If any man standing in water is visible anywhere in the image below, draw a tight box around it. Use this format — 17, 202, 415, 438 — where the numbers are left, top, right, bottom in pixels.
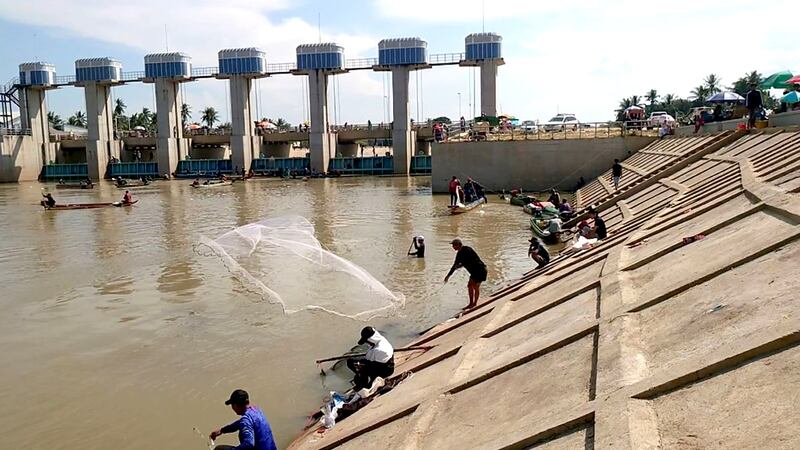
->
444, 239, 488, 311
209, 389, 277, 450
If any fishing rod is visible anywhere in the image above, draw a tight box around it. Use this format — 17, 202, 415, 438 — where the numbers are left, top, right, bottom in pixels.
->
316, 345, 434, 365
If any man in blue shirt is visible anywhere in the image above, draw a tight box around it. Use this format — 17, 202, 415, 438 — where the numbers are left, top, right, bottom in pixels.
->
210, 389, 277, 450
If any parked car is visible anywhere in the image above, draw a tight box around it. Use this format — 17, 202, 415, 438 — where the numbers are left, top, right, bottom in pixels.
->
520, 120, 538, 132
647, 111, 676, 128
542, 114, 580, 132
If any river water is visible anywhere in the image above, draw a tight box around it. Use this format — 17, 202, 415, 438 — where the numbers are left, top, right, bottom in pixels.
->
0, 176, 538, 449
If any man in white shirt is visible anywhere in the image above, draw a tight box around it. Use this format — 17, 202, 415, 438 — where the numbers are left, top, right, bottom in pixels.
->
346, 327, 395, 391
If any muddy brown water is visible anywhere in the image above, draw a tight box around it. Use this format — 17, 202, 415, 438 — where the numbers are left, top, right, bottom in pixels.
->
0, 177, 548, 449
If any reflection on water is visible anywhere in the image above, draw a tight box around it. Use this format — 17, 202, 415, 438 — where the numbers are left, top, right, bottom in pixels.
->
0, 177, 538, 449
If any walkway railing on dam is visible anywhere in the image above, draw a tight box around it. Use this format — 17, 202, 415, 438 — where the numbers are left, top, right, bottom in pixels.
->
175, 159, 233, 178
442, 120, 660, 143
41, 163, 88, 180
109, 162, 159, 178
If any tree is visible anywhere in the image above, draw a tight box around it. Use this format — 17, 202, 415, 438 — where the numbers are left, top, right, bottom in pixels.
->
274, 117, 291, 130
704, 74, 722, 94
630, 95, 641, 107
731, 71, 763, 95
201, 107, 219, 128
645, 89, 659, 106
662, 94, 676, 106
181, 103, 191, 127
114, 98, 126, 118
47, 111, 63, 128
690, 85, 710, 104
68, 110, 86, 127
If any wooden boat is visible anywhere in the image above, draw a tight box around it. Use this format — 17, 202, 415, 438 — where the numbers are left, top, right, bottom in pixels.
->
522, 201, 558, 217
191, 180, 234, 188
509, 194, 535, 207
531, 217, 565, 245
42, 200, 138, 210
449, 197, 486, 215
55, 183, 94, 190
115, 180, 151, 188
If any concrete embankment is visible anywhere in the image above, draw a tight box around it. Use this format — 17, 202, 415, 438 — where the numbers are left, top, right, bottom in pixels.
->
289, 128, 800, 449
431, 136, 655, 193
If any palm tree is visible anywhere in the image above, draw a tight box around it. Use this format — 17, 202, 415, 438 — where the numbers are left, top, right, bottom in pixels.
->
275, 117, 291, 130
181, 103, 191, 127
47, 111, 63, 128
662, 94, 676, 106
690, 85, 710, 103
704, 74, 722, 94
114, 98, 126, 118
630, 95, 641, 107
618, 97, 633, 110
645, 89, 659, 106
201, 107, 219, 128
68, 110, 86, 127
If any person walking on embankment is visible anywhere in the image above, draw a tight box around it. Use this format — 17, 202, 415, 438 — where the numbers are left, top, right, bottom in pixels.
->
746, 83, 763, 130
444, 239, 488, 311
612, 159, 623, 190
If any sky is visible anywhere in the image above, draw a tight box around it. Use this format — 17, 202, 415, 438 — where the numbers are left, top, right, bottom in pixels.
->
0, 0, 796, 125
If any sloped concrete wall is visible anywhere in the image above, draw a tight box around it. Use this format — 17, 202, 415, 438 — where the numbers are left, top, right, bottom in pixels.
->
431, 137, 655, 193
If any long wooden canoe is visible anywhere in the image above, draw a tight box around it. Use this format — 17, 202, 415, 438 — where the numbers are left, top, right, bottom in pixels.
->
191, 181, 233, 188
55, 183, 94, 190
449, 197, 486, 215
42, 200, 138, 210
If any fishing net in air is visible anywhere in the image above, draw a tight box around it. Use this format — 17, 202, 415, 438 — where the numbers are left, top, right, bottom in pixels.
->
200, 216, 402, 319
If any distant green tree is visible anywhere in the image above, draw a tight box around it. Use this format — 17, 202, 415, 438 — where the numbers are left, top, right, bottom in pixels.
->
704, 74, 722, 94
114, 98, 126, 117
67, 110, 86, 127
181, 103, 191, 127
201, 107, 219, 128
690, 85, 710, 104
47, 111, 63, 128
274, 117, 291, 130
646, 89, 659, 106
730, 71, 763, 95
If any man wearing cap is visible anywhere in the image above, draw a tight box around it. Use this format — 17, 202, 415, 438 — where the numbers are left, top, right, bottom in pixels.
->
444, 239, 488, 310
209, 389, 277, 450
347, 326, 395, 392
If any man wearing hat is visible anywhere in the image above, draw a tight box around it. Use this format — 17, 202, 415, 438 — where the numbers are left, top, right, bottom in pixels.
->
347, 326, 395, 392
444, 239, 488, 310
209, 389, 277, 450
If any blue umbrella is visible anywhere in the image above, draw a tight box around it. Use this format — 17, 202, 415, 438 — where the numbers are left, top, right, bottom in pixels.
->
707, 91, 745, 103
781, 91, 800, 104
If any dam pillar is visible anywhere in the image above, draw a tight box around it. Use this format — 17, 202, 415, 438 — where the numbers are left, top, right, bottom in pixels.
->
218, 48, 267, 173
18, 62, 56, 166
76, 58, 123, 179
461, 32, 504, 117
294, 43, 345, 174
376, 37, 429, 175
144, 52, 192, 177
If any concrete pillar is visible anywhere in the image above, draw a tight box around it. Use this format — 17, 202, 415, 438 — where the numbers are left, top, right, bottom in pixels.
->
19, 88, 51, 164
391, 67, 415, 174
480, 61, 498, 117
308, 70, 332, 173
229, 75, 256, 171
154, 78, 187, 177
83, 82, 115, 179
337, 142, 358, 157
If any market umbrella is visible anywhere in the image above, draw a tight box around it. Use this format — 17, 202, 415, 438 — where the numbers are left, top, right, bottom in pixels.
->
784, 75, 800, 85
760, 71, 794, 89
707, 91, 745, 103
781, 91, 800, 104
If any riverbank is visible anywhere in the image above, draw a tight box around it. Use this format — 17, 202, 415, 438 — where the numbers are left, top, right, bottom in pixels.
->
289, 128, 800, 449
